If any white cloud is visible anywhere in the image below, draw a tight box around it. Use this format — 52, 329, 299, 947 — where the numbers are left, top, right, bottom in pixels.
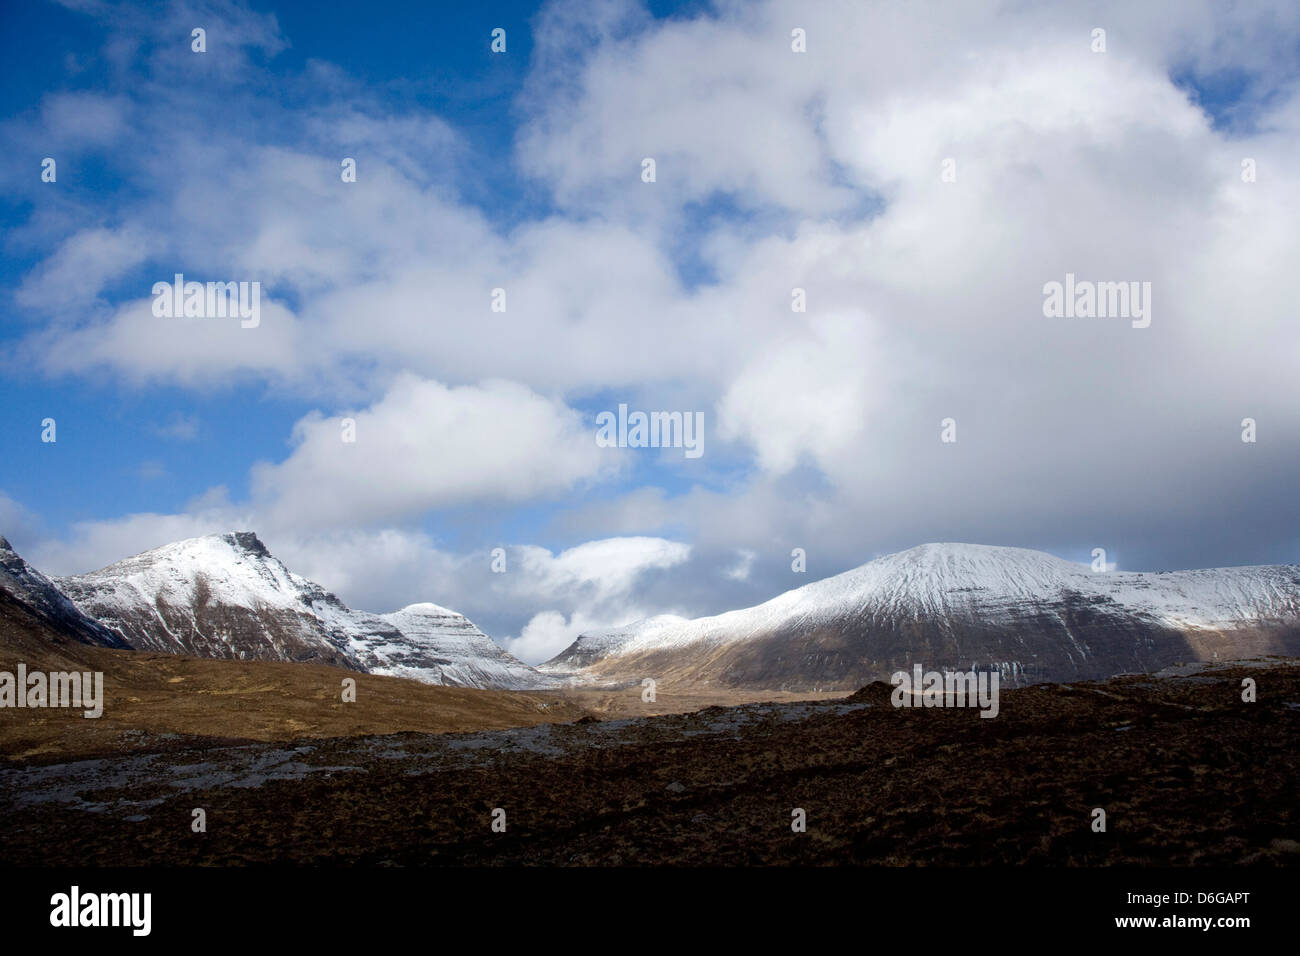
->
0, 493, 41, 548
248, 374, 619, 525
24, 492, 252, 576
724, 548, 756, 582
38, 92, 131, 146
32, 295, 307, 387
504, 610, 574, 664
15, 226, 153, 315
500, 536, 692, 661
717, 310, 885, 473
152, 413, 200, 442
510, 535, 690, 602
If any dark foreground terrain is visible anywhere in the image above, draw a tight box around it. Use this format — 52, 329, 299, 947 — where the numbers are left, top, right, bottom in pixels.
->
2, 660, 1297, 866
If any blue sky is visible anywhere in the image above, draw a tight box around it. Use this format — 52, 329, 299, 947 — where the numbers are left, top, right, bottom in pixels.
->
3, 0, 1300, 661
0, 0, 713, 544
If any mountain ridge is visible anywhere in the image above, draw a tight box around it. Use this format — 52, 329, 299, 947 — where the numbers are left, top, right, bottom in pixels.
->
542, 542, 1300, 689
34, 531, 554, 691
11, 533, 1299, 694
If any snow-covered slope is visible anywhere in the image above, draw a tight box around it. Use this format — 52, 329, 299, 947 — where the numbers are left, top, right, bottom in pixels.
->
54, 532, 552, 690
0, 535, 128, 649
542, 543, 1300, 690
380, 604, 558, 689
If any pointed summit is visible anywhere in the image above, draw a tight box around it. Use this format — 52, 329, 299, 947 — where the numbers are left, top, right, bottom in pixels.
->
224, 531, 270, 558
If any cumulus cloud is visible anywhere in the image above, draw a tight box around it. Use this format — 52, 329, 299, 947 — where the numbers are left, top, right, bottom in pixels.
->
717, 309, 886, 473
248, 374, 619, 526
31, 294, 307, 386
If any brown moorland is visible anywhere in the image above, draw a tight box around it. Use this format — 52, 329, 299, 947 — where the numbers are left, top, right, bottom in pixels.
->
2, 656, 1296, 866
0, 589, 586, 763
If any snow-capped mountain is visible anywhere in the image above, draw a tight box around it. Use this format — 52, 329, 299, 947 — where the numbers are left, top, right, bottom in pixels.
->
52, 531, 551, 690
54, 532, 366, 669
0, 535, 128, 649
542, 543, 1300, 690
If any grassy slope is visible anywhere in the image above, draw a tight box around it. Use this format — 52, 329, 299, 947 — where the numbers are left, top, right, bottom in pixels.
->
0, 590, 586, 763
